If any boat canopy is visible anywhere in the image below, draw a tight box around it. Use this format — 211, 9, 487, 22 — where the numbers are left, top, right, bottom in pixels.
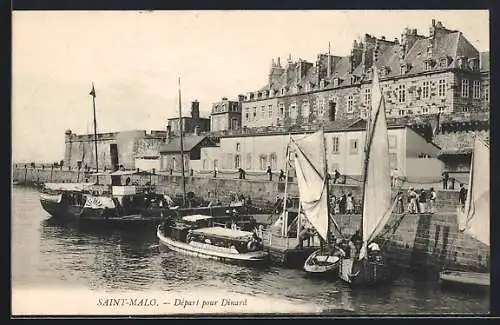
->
110, 170, 156, 176
182, 214, 213, 223
43, 182, 96, 192
191, 227, 254, 241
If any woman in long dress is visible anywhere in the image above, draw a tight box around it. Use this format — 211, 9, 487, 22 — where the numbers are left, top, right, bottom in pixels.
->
346, 192, 354, 214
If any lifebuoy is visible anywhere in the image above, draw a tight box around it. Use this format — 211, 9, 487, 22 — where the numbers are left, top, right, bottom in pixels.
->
247, 240, 257, 251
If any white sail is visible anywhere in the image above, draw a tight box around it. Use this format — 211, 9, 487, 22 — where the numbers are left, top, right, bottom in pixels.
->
458, 137, 489, 246
358, 67, 393, 260
289, 130, 332, 242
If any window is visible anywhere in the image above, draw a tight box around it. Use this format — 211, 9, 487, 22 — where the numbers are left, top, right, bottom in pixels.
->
259, 155, 267, 170
234, 155, 240, 169
172, 157, 177, 170
318, 98, 325, 116
461, 79, 469, 98
269, 153, 277, 169
297, 103, 302, 117
236, 143, 240, 152
485, 86, 489, 102
290, 102, 297, 118
302, 100, 310, 118
440, 58, 448, 68
332, 136, 339, 154
462, 107, 469, 113
347, 95, 354, 113
279, 103, 285, 116
389, 153, 398, 169
202, 159, 207, 170
438, 106, 445, 113
398, 85, 406, 103
424, 61, 431, 71
398, 110, 405, 116
422, 81, 430, 99
388, 135, 397, 149
473, 80, 481, 99
268, 105, 273, 118
364, 88, 371, 106
261, 106, 265, 118
422, 107, 429, 114
246, 153, 252, 169
231, 118, 238, 130
305, 83, 311, 92
349, 139, 358, 155
438, 79, 446, 97
213, 159, 219, 169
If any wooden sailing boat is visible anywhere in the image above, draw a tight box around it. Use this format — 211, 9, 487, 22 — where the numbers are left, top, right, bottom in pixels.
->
288, 129, 343, 275
338, 67, 397, 285
439, 136, 490, 289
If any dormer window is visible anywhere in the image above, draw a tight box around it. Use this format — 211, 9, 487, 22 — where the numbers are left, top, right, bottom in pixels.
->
400, 63, 410, 75
320, 80, 325, 89
468, 58, 478, 71
305, 83, 311, 92
281, 88, 285, 95
249, 93, 255, 100
257, 92, 262, 99
426, 45, 433, 58
440, 56, 451, 68
333, 78, 341, 88
381, 66, 391, 77
423, 60, 431, 71
265, 90, 270, 97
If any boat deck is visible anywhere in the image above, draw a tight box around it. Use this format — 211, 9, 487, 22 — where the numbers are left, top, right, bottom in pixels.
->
262, 231, 320, 269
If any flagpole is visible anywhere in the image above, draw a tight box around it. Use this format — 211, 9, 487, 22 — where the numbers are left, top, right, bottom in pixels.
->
90, 82, 99, 185
178, 77, 187, 207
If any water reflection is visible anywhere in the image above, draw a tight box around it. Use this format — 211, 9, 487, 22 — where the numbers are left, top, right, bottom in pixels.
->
12, 186, 490, 314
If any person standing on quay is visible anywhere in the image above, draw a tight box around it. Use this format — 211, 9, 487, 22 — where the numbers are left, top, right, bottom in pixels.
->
418, 189, 427, 213
459, 183, 468, 210
346, 192, 354, 214
429, 187, 437, 213
333, 169, 341, 184
278, 169, 285, 181
441, 171, 449, 190
266, 166, 273, 181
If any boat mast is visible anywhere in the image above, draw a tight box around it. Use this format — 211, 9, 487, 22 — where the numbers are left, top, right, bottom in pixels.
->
359, 68, 376, 248
322, 126, 330, 245
282, 134, 291, 237
178, 77, 187, 207
90, 82, 99, 185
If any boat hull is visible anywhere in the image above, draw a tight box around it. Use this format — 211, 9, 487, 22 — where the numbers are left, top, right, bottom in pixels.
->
439, 270, 490, 290
40, 197, 81, 220
338, 257, 391, 286
157, 226, 269, 266
304, 249, 341, 277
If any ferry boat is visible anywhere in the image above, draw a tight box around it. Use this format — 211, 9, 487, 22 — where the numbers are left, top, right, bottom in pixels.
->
157, 214, 269, 265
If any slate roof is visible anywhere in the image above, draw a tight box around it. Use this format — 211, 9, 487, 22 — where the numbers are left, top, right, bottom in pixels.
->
247, 22, 480, 97
159, 135, 215, 153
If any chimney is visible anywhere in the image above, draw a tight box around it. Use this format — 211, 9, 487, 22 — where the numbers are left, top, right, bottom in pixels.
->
277, 57, 281, 67
191, 100, 200, 120
166, 125, 172, 143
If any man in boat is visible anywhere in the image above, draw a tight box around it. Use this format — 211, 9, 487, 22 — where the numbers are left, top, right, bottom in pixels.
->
367, 242, 384, 263
296, 226, 314, 249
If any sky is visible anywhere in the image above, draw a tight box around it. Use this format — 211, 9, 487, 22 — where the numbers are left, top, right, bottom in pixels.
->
12, 10, 489, 163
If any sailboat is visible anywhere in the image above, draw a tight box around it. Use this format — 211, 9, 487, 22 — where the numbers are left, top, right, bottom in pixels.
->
439, 136, 490, 289
337, 67, 397, 285
288, 130, 344, 276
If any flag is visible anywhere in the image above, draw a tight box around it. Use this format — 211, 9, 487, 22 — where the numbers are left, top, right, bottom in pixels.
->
89, 83, 96, 98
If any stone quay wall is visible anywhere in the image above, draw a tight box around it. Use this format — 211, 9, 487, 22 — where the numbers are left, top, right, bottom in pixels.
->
12, 167, 488, 273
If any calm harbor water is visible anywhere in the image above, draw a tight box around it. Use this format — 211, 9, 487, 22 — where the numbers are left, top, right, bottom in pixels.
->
12, 186, 489, 315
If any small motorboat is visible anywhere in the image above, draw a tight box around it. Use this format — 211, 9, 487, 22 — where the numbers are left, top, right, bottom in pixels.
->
157, 215, 269, 265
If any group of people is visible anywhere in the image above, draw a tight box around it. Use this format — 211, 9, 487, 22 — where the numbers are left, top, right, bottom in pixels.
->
404, 187, 437, 214
329, 192, 356, 215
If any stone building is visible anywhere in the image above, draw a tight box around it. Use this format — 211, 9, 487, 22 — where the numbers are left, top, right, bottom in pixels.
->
210, 96, 244, 132
158, 134, 217, 173
64, 129, 167, 171
241, 19, 488, 129
167, 100, 211, 135
200, 119, 443, 180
